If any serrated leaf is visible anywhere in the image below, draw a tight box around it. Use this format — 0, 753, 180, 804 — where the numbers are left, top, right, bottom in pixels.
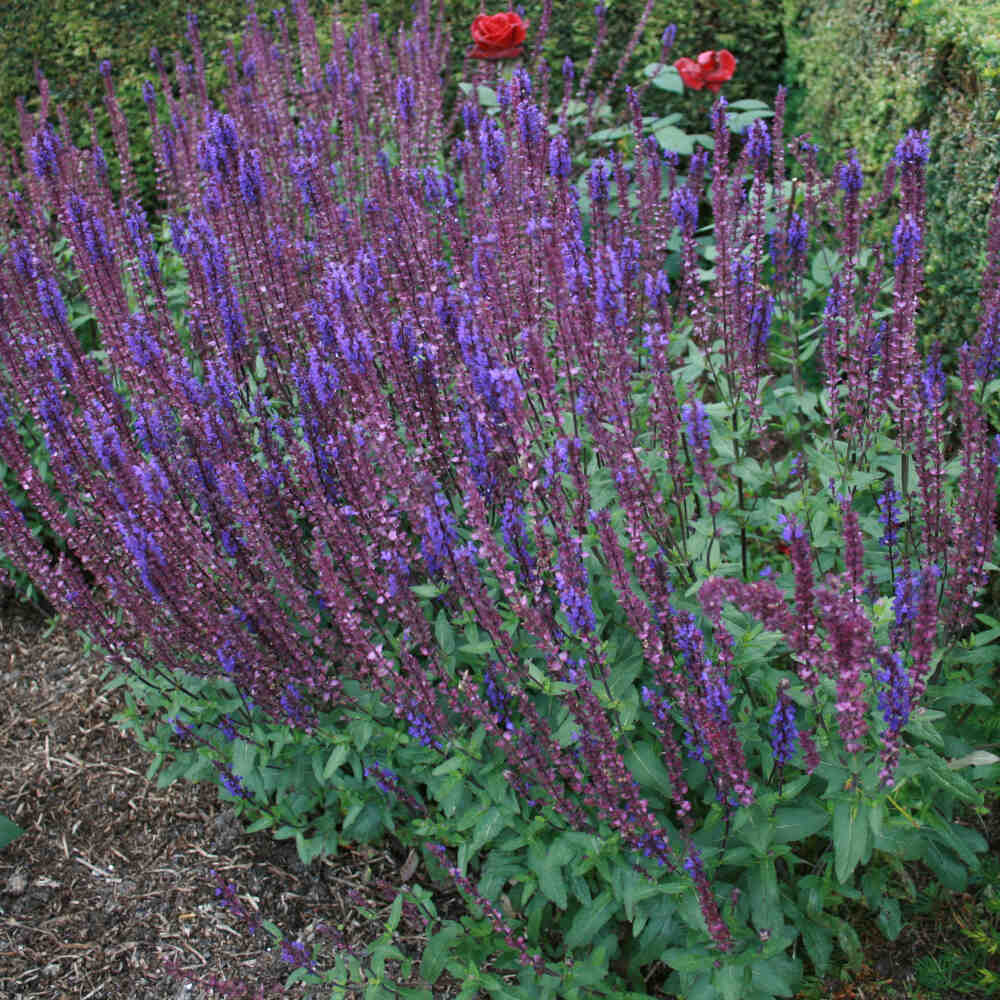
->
924, 757, 983, 805
662, 948, 708, 973
476, 84, 498, 107
800, 920, 833, 974
726, 99, 772, 110
420, 923, 463, 984
877, 897, 902, 940
625, 740, 674, 799
431, 757, 464, 777
564, 890, 617, 950
751, 953, 801, 996
434, 612, 455, 656
747, 858, 782, 931
322, 744, 350, 779
232, 739, 255, 776
771, 805, 830, 844
811, 249, 838, 288
470, 807, 507, 856
644, 65, 684, 94
386, 892, 404, 933
713, 963, 745, 1000
458, 638, 495, 656
589, 124, 632, 143
923, 839, 968, 891
653, 124, 694, 155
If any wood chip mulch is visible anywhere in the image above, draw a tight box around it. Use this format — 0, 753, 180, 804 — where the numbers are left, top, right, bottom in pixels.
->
0, 598, 468, 999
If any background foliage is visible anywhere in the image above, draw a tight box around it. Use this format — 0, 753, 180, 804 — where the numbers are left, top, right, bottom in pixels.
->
0, 0, 786, 213
783, 0, 1000, 361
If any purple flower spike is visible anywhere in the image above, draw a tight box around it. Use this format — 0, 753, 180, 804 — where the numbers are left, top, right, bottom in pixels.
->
836, 151, 863, 194
769, 686, 798, 766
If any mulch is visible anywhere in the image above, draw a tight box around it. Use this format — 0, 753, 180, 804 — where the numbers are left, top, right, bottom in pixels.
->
0, 598, 465, 999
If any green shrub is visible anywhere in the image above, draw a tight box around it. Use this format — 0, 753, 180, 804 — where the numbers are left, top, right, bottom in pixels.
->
784, 0, 1000, 362
0, 0, 252, 209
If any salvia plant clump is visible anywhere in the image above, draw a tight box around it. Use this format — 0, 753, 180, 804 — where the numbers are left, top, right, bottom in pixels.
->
1, 1, 999, 997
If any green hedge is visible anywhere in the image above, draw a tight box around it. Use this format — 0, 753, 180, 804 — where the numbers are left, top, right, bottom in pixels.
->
1, 0, 785, 209
784, 0, 1000, 357
0, 0, 253, 207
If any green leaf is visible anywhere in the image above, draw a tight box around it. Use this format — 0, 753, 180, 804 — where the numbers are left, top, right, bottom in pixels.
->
653, 124, 695, 155
434, 612, 455, 656
833, 796, 870, 883
933, 681, 993, 708
751, 954, 801, 996
295, 831, 324, 866
800, 920, 833, 975
476, 84, 498, 107
564, 890, 617, 951
420, 923, 463, 984
747, 859, 782, 931
322, 744, 350, 780
458, 637, 495, 656
470, 807, 507, 856
923, 839, 969, 891
348, 718, 374, 752
735, 804, 773, 854
947, 750, 1000, 769
662, 948, 709, 973
386, 892, 404, 933
713, 963, 746, 1000
535, 856, 567, 910
726, 99, 772, 111
589, 124, 632, 143
232, 739, 255, 776
431, 757, 465, 777
244, 815, 275, 834
877, 897, 902, 940
0, 814, 24, 849
624, 740, 674, 799
771, 805, 830, 844
919, 750, 983, 805
643, 64, 683, 93
811, 249, 839, 288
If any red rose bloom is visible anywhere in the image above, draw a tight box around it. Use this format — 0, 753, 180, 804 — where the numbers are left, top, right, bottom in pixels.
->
674, 57, 705, 91
697, 49, 736, 93
674, 49, 736, 93
470, 11, 528, 60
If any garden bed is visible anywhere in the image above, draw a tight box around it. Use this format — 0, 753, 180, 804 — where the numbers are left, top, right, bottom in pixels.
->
0, 600, 469, 999
1, 598, 997, 998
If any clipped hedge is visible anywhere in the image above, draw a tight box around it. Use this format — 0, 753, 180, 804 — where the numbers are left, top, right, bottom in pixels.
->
0, 0, 254, 206
784, 0, 1000, 357
1, 0, 785, 210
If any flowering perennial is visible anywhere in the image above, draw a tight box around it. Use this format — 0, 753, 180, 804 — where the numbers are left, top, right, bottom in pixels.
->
0, 0, 997, 972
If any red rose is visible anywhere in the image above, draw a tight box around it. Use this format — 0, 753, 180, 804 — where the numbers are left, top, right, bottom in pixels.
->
674, 49, 736, 93
696, 49, 736, 93
470, 11, 528, 61
674, 57, 705, 91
